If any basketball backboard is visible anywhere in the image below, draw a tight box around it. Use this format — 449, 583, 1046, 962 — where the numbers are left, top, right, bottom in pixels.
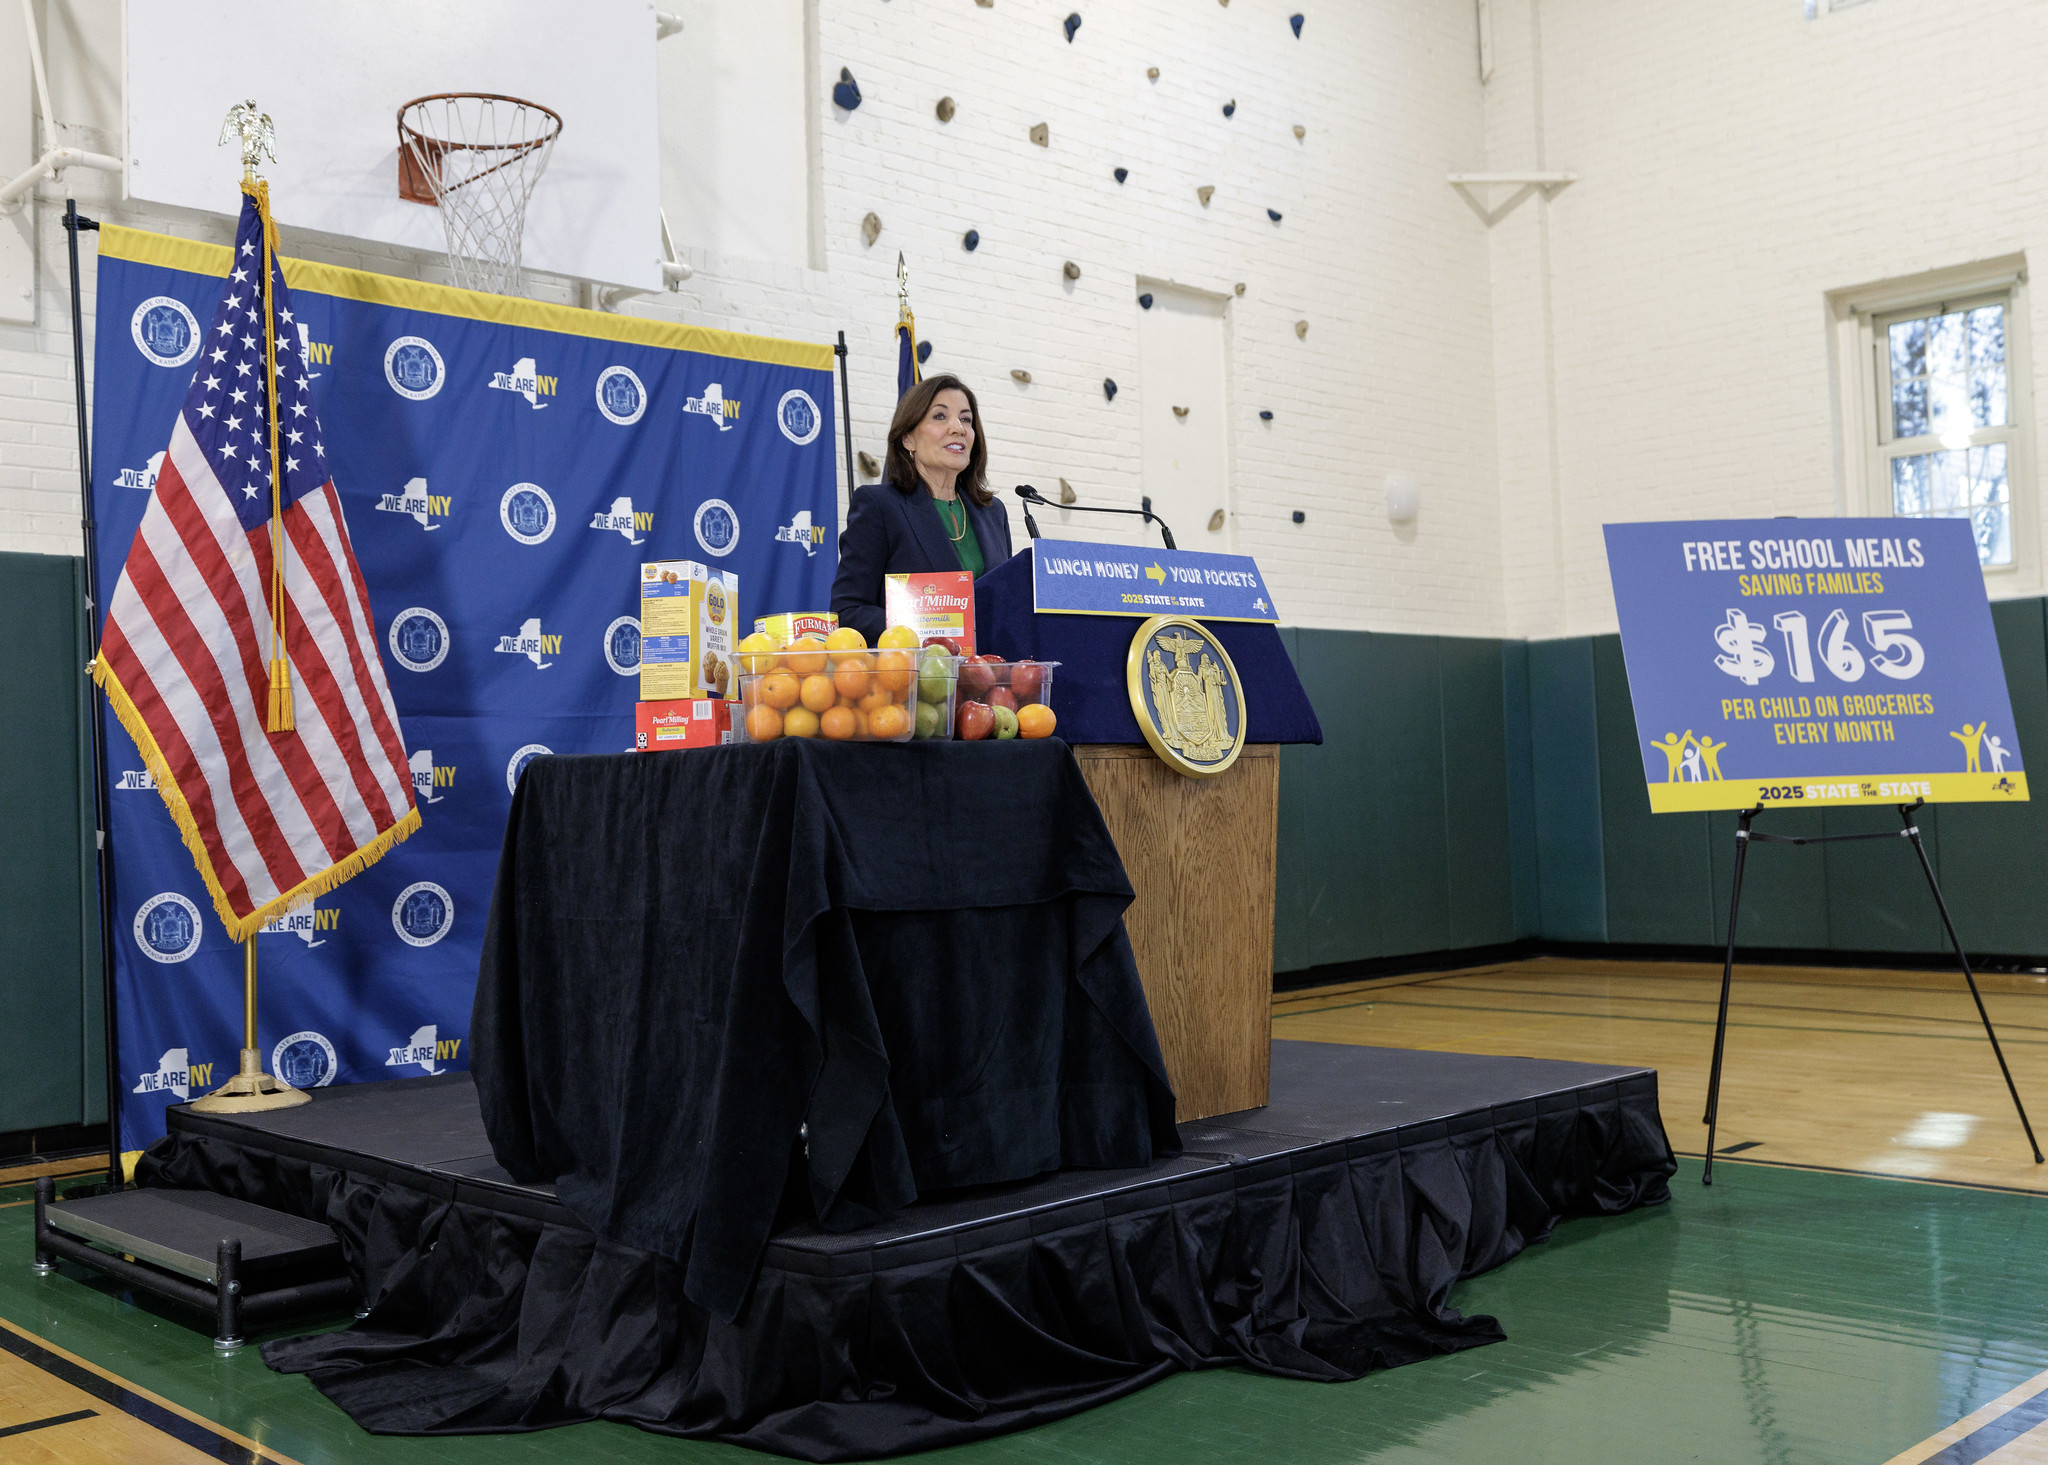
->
125, 1, 662, 291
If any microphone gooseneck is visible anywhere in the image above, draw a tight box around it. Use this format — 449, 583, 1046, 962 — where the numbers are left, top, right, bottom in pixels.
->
1011, 484, 1177, 550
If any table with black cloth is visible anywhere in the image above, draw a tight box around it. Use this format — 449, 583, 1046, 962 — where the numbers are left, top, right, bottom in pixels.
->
473, 737, 1182, 1322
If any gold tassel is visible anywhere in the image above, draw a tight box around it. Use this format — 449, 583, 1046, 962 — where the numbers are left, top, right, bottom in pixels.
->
244, 178, 295, 734
268, 656, 295, 731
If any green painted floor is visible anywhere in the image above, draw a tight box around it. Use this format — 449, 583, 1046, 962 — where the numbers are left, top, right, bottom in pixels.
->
5, 1157, 2046, 1464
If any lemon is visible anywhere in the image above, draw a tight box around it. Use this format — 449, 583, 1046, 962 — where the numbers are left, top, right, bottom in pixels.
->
735, 631, 779, 675
825, 626, 868, 652
878, 624, 921, 650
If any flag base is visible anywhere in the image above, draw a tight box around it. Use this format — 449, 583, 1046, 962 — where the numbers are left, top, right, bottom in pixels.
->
189, 1047, 310, 1113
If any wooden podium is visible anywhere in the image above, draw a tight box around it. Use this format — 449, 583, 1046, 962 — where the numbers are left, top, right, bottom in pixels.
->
1074, 744, 1277, 1120
975, 550, 1321, 1125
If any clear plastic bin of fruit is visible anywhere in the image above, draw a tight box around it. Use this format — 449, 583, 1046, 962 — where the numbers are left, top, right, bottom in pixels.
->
733, 633, 950, 744
951, 658, 1060, 741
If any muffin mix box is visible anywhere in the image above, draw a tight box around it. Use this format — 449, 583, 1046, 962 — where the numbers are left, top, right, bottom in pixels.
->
640, 560, 739, 701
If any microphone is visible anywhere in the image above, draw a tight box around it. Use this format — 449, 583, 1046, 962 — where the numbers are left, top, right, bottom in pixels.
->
1015, 485, 1177, 551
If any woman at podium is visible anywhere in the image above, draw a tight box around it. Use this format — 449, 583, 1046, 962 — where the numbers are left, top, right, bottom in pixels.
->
830, 374, 1013, 645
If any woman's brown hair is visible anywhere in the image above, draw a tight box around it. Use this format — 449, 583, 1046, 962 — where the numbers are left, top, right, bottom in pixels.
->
884, 374, 991, 508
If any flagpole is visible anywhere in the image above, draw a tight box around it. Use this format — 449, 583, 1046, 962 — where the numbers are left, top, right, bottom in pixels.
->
64, 197, 125, 1192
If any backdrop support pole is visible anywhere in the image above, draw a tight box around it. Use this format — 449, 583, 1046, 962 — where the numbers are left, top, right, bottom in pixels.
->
1899, 805, 2043, 1163
1700, 806, 1755, 1187
835, 331, 855, 506
63, 199, 123, 1193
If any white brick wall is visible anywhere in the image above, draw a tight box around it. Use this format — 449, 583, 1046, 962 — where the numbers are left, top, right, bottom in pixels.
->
1488, 0, 2048, 638
0, 0, 1504, 634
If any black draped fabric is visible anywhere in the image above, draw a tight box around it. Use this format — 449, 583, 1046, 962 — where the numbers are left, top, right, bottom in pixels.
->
472, 739, 1181, 1321
129, 1046, 1676, 1460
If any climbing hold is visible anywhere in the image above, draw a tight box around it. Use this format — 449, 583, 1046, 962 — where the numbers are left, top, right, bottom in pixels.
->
1147, 66, 1160, 80
862, 212, 881, 246
1208, 509, 1225, 532
936, 96, 956, 122
1029, 122, 1049, 146
1291, 510, 1305, 524
1268, 208, 1282, 222
1259, 410, 1274, 421
1172, 405, 1189, 419
1197, 185, 1214, 206
963, 228, 980, 251
1222, 99, 1236, 118
1011, 369, 1033, 384
1290, 12, 1304, 36
1059, 478, 1078, 504
1137, 293, 1153, 310
1114, 166, 1128, 183
1063, 260, 1081, 281
833, 68, 862, 111
975, 0, 991, 7
1064, 12, 1081, 41
917, 340, 933, 365
1103, 378, 1118, 400
1294, 319, 1308, 339
1234, 282, 1246, 296
1293, 124, 1306, 140
858, 451, 880, 477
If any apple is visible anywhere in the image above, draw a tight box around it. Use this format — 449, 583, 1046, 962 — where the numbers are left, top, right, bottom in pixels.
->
1010, 661, 1046, 703
989, 686, 1018, 713
991, 705, 1019, 739
914, 700, 944, 739
925, 636, 962, 657
959, 654, 1002, 699
957, 700, 995, 741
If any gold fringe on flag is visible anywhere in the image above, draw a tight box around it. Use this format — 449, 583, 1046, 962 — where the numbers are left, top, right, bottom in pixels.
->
244, 178, 294, 731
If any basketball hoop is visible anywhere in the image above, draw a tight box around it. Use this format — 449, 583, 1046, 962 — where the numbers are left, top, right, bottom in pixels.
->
397, 93, 562, 296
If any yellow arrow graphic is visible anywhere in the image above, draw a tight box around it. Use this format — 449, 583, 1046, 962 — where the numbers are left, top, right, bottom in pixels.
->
1146, 563, 1167, 585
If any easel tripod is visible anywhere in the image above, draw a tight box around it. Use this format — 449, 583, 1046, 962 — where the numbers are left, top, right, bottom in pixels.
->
1702, 797, 2044, 1184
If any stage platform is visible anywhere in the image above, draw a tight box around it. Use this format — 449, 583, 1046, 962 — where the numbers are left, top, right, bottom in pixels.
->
136, 1040, 1676, 1461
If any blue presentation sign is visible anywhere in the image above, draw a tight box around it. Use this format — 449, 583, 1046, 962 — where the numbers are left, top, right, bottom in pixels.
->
1604, 518, 2027, 813
93, 226, 837, 1146
1029, 538, 1278, 622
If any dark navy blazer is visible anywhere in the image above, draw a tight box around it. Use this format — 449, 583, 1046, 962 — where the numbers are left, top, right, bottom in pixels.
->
829, 480, 1015, 645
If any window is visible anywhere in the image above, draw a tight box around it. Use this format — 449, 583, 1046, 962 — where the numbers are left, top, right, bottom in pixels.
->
1831, 259, 2034, 590
1875, 297, 2014, 566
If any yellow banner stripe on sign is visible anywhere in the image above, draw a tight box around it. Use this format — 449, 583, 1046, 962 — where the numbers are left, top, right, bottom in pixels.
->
96, 224, 834, 372
1646, 771, 2030, 813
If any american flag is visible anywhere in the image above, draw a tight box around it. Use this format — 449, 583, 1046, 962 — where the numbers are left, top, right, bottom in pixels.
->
94, 191, 418, 940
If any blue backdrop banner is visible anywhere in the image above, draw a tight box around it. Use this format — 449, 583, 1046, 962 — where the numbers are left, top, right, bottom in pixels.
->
1603, 517, 2027, 813
93, 226, 838, 1147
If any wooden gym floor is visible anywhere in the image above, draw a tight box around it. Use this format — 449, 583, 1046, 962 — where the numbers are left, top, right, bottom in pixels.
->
9, 955, 2048, 1463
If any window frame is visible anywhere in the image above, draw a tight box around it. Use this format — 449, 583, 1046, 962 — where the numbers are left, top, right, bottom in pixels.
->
1832, 258, 2037, 594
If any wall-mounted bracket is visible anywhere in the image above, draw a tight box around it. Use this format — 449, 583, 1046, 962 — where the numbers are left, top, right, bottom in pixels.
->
0, 0, 121, 216
1447, 171, 1577, 227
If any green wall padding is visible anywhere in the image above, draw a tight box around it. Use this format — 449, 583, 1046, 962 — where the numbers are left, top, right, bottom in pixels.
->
0, 552, 100, 1133
1528, 637, 1607, 942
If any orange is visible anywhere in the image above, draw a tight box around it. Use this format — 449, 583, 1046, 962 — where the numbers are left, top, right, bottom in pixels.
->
783, 706, 820, 739
759, 671, 800, 710
783, 636, 828, 675
744, 704, 784, 742
876, 650, 913, 695
1017, 704, 1057, 739
878, 624, 920, 650
799, 674, 837, 713
825, 626, 868, 652
820, 706, 858, 740
868, 702, 911, 740
859, 685, 894, 715
833, 662, 871, 700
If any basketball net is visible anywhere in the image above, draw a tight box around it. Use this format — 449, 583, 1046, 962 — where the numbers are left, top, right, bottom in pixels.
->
397, 93, 562, 296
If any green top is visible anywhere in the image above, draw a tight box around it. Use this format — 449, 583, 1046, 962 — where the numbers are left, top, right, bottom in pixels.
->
933, 494, 985, 576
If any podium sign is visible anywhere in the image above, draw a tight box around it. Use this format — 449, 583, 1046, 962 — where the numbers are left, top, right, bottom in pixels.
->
1604, 518, 2028, 812
1030, 539, 1279, 623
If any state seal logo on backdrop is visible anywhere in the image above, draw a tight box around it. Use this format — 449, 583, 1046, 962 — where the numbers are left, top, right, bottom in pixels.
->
597, 365, 647, 425
506, 743, 552, 794
604, 616, 642, 676
131, 297, 201, 368
272, 1031, 338, 1088
384, 335, 445, 400
499, 483, 557, 545
388, 607, 450, 673
694, 498, 740, 556
133, 892, 202, 964
1126, 615, 1247, 778
392, 882, 454, 948
777, 389, 822, 446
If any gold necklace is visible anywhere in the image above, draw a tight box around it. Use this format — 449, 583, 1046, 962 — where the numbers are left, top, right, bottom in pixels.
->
936, 495, 967, 542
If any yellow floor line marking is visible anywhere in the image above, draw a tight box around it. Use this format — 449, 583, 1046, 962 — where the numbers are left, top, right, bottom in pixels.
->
1882, 1363, 2048, 1463
0, 1316, 305, 1465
